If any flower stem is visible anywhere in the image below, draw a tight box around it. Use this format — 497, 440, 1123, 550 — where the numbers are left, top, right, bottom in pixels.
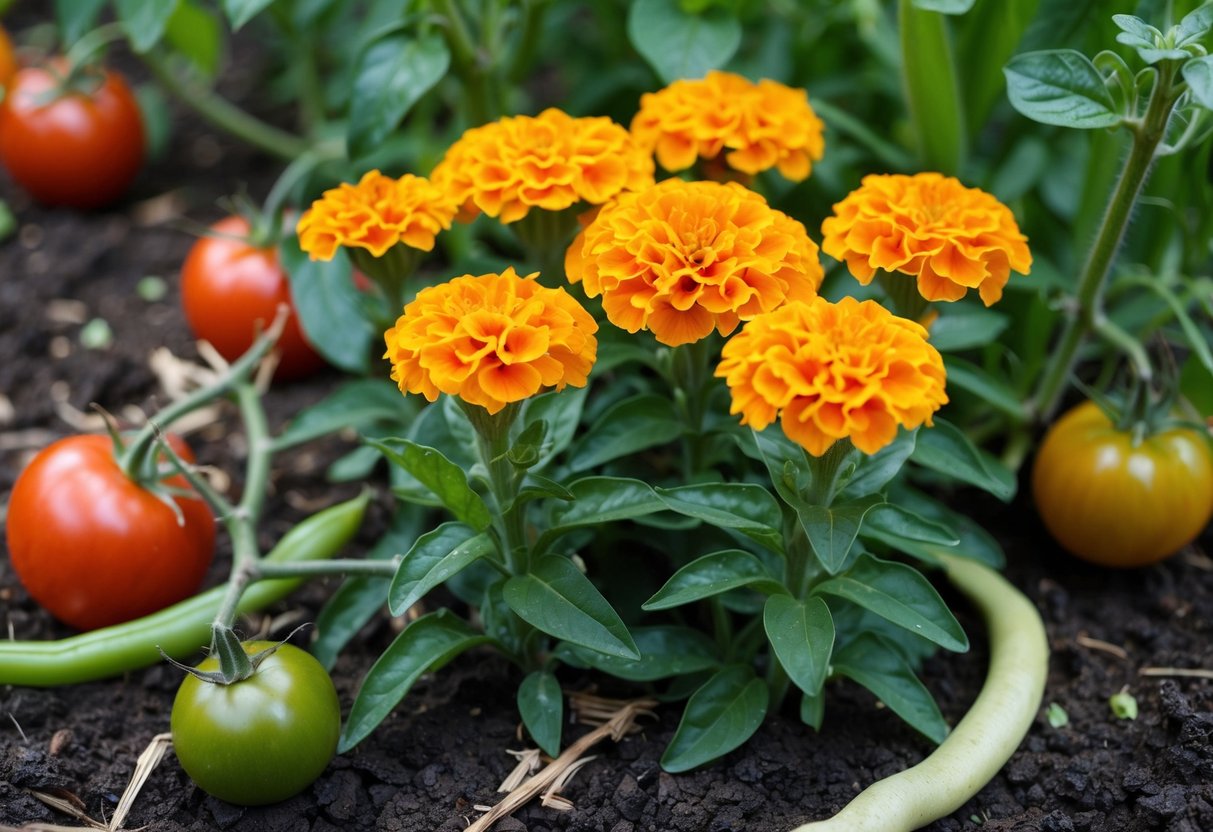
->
139, 48, 309, 161
790, 554, 1048, 831
462, 401, 528, 573
802, 438, 855, 508
1029, 63, 1180, 424
437, 0, 493, 125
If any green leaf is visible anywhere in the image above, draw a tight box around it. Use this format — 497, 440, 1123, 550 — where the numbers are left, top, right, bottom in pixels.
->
348, 33, 450, 160
515, 474, 576, 506
912, 0, 975, 12
370, 438, 493, 531
832, 633, 949, 744
518, 671, 563, 757
389, 524, 496, 615
1183, 56, 1213, 112
942, 357, 1024, 419
504, 556, 640, 660
911, 418, 1016, 501
655, 482, 784, 554
340, 609, 491, 752
276, 379, 412, 449
660, 666, 768, 773
508, 419, 547, 469
955, 0, 1040, 132
312, 506, 426, 671
1004, 49, 1123, 129
521, 386, 587, 470
627, 0, 742, 83
0, 200, 14, 243
569, 393, 683, 472
116, 0, 181, 52
863, 504, 959, 548
928, 305, 1010, 351
222, 0, 275, 29
891, 484, 1005, 568
643, 550, 783, 611
55, 0, 108, 46
839, 430, 916, 500
814, 554, 968, 652
1180, 353, 1213, 418
900, 0, 965, 173
763, 595, 834, 696
799, 496, 884, 575
538, 477, 664, 548
553, 626, 720, 681
1111, 14, 1161, 50
164, 0, 223, 79
1178, 4, 1213, 45
800, 689, 825, 731
280, 240, 376, 374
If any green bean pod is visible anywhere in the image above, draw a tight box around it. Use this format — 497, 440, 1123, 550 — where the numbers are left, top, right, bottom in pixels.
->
0, 492, 368, 687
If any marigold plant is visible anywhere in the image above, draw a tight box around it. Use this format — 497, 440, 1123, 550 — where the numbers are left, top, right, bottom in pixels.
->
630, 70, 825, 181
429, 108, 654, 225
566, 179, 823, 347
296, 169, 457, 260
383, 267, 597, 414
716, 295, 947, 455
820, 172, 1032, 306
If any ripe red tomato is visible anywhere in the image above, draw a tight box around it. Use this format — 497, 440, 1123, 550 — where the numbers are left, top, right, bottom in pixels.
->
1032, 401, 1213, 567
0, 26, 17, 90
0, 62, 144, 209
5, 434, 216, 631
181, 216, 327, 380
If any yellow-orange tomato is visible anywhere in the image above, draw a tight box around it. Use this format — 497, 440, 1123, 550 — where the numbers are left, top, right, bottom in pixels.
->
1032, 401, 1213, 567
0, 26, 17, 89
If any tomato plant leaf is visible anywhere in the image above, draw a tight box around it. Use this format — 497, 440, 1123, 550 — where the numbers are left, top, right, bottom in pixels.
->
164, 0, 224, 79
1004, 49, 1123, 129
832, 633, 949, 743
911, 417, 1016, 501
568, 393, 683, 472
627, 0, 741, 83
279, 240, 377, 374
643, 550, 784, 611
312, 505, 426, 670
389, 524, 496, 615
660, 665, 768, 773
339, 609, 491, 752
370, 437, 493, 531
504, 555, 640, 660
116, 0, 181, 52
55, 0, 108, 47
814, 554, 968, 652
553, 625, 721, 681
763, 595, 834, 696
348, 33, 450, 160
654, 482, 785, 554
1183, 56, 1213, 112
537, 477, 665, 549
221, 0, 275, 30
518, 671, 564, 757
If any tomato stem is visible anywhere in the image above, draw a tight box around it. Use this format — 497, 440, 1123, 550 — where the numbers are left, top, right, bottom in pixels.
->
1028, 61, 1182, 424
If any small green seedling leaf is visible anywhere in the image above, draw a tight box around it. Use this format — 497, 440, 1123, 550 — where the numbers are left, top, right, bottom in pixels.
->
1046, 702, 1069, 728
79, 318, 114, 351
518, 671, 563, 757
1110, 689, 1138, 720
136, 276, 168, 302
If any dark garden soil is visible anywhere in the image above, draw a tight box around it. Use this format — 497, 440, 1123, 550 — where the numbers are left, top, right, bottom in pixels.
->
3, 37, 1213, 832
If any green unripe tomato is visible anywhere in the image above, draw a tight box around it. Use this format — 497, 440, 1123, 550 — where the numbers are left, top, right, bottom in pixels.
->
170, 641, 341, 806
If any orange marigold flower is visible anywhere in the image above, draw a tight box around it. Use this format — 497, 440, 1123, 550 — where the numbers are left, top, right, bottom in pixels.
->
383, 267, 598, 414
430, 108, 655, 225
297, 170, 457, 260
630, 70, 825, 181
715, 296, 948, 456
565, 179, 823, 347
820, 172, 1032, 306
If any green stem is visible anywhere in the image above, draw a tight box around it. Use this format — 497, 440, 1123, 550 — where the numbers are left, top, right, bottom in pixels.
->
1030, 64, 1180, 423
802, 438, 855, 507
251, 558, 399, 579
670, 336, 718, 480
1091, 314, 1154, 382
436, 0, 492, 125
139, 49, 309, 160
710, 597, 731, 655
791, 554, 1048, 831
462, 401, 528, 572
877, 271, 931, 323
507, 0, 550, 83
0, 494, 368, 687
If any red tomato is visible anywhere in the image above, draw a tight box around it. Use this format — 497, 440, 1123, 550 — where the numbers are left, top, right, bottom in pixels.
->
0, 26, 17, 90
0, 62, 144, 209
181, 216, 327, 380
5, 434, 216, 631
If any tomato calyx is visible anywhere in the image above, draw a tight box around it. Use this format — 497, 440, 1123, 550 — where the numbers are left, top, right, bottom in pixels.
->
163, 627, 295, 686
